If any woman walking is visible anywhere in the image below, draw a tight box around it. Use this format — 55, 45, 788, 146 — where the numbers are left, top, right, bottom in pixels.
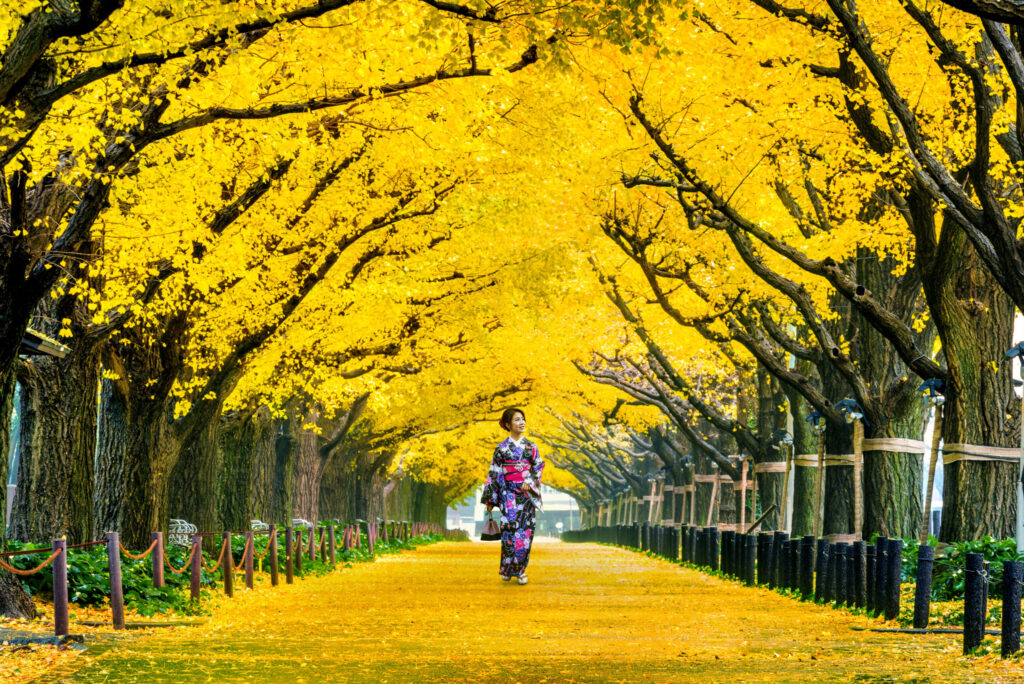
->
482, 407, 545, 584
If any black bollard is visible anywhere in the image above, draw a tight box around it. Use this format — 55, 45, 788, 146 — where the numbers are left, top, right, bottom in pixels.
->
1002, 560, 1022, 658
641, 522, 650, 552
709, 528, 720, 572
835, 543, 849, 606
778, 540, 790, 589
771, 532, 788, 589
814, 539, 828, 603
865, 544, 876, 613
825, 543, 837, 604
744, 534, 756, 586
800, 536, 815, 598
964, 553, 988, 655
874, 537, 889, 617
913, 544, 935, 629
788, 539, 800, 591
757, 533, 772, 585
722, 530, 734, 575
885, 538, 903, 621
847, 540, 864, 606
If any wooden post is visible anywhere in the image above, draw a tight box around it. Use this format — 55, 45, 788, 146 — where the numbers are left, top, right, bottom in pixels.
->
368, 522, 375, 555
705, 473, 719, 527
285, 527, 294, 584
308, 524, 316, 562
320, 528, 327, 563
853, 420, 864, 540
269, 525, 279, 587
189, 535, 202, 602
922, 405, 944, 543
813, 431, 826, 538
779, 443, 792, 533
223, 532, 234, 598
244, 531, 254, 590
328, 525, 337, 564
739, 459, 748, 531
106, 532, 125, 630
295, 529, 303, 573
151, 531, 164, 588
53, 539, 68, 637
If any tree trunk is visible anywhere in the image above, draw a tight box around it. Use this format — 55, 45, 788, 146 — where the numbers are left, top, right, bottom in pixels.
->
0, 366, 36, 618
217, 408, 274, 530
93, 378, 128, 538
10, 340, 100, 544
167, 418, 221, 532
291, 418, 322, 522
926, 224, 1018, 541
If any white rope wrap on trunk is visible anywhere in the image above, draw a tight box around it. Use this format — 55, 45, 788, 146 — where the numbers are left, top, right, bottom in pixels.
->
793, 454, 855, 467
752, 461, 788, 473
716, 523, 739, 531
660, 519, 674, 526
692, 474, 718, 483
942, 443, 1020, 464
732, 480, 754, 490
861, 438, 927, 454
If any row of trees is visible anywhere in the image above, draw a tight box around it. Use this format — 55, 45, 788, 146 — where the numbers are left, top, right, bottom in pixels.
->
543, 0, 1024, 549
0, 0, 682, 616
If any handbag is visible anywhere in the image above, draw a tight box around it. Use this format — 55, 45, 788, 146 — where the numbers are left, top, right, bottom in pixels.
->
480, 511, 502, 541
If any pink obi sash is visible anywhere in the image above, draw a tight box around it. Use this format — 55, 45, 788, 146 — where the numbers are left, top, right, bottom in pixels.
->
502, 461, 530, 483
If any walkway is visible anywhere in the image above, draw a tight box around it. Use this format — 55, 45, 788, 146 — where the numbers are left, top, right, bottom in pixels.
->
53, 541, 1019, 682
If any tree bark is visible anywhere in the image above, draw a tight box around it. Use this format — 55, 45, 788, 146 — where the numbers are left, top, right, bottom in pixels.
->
926, 223, 1018, 541
0, 366, 36, 618
10, 336, 101, 544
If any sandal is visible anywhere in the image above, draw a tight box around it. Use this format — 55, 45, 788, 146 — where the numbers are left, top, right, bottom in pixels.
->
517, 574, 528, 585
501, 574, 512, 582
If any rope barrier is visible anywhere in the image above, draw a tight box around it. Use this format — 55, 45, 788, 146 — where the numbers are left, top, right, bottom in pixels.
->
234, 536, 251, 572
119, 538, 160, 560
0, 548, 62, 576
202, 538, 229, 573
165, 541, 198, 574
252, 537, 272, 561
0, 546, 55, 558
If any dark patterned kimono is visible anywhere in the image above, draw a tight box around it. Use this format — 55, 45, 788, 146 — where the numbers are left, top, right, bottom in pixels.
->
481, 437, 545, 578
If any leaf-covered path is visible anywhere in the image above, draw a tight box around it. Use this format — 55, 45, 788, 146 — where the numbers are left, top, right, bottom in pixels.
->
53, 541, 1021, 682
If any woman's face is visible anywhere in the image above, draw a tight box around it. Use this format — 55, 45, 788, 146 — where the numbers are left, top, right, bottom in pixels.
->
509, 412, 526, 433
